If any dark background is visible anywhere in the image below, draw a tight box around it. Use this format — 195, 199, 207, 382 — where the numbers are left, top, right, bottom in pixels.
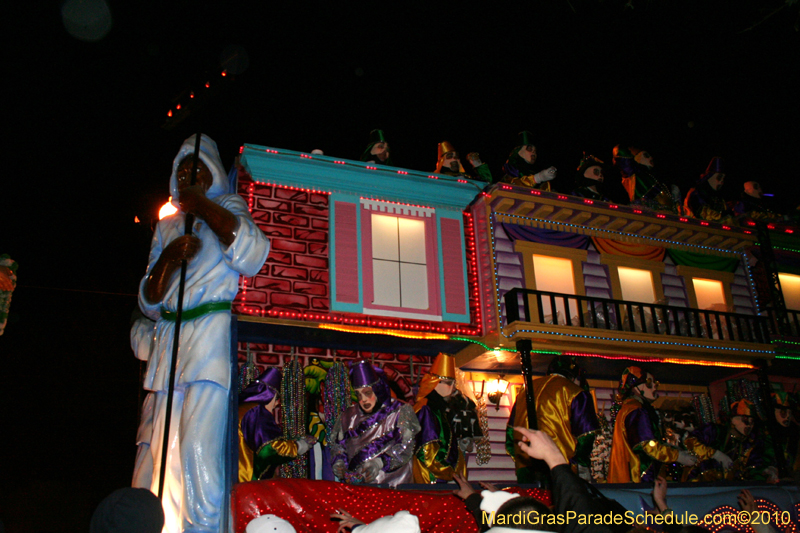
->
1, 1, 798, 531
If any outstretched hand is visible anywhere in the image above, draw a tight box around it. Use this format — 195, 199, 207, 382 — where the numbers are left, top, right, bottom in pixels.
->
331, 509, 365, 533
737, 489, 756, 513
452, 473, 476, 500
652, 476, 668, 513
515, 427, 568, 469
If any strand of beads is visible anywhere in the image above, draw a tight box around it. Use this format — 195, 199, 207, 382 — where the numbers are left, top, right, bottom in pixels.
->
324, 359, 351, 434
279, 354, 308, 479
475, 395, 492, 466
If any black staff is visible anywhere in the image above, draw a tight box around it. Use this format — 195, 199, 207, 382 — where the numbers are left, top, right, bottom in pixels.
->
157, 132, 202, 499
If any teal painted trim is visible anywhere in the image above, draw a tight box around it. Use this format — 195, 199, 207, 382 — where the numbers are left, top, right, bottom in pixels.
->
240, 144, 483, 211
437, 211, 470, 324
329, 194, 363, 314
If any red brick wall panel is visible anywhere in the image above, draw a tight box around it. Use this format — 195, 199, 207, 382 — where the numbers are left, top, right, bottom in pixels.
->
310, 270, 329, 283
274, 213, 310, 227
293, 282, 327, 296
295, 204, 328, 217
271, 239, 307, 253
309, 194, 329, 205
253, 212, 272, 224
253, 278, 291, 291
299, 346, 326, 355
256, 354, 280, 365
272, 266, 309, 281
309, 243, 328, 255
257, 198, 291, 212
295, 255, 328, 269
271, 293, 310, 308
253, 185, 273, 197
260, 225, 293, 238
294, 229, 327, 242
311, 219, 329, 230
265, 252, 293, 266
311, 298, 329, 310
243, 290, 268, 304
274, 189, 309, 202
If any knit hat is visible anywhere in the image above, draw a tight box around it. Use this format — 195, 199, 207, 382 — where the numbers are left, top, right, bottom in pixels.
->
89, 488, 164, 533
246, 514, 297, 533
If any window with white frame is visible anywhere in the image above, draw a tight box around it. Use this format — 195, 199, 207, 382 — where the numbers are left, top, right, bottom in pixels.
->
371, 214, 428, 309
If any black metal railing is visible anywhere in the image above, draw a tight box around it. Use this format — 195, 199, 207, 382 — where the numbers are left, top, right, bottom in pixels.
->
503, 288, 774, 344
767, 308, 800, 337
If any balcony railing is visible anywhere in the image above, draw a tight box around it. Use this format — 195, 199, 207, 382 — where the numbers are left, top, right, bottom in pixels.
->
503, 288, 773, 344
766, 308, 800, 337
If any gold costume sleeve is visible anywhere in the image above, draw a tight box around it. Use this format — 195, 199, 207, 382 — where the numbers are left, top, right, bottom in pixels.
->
269, 438, 300, 458
684, 436, 717, 462
638, 439, 680, 463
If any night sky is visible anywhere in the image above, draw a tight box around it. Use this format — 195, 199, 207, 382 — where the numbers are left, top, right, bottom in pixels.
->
1, 1, 798, 531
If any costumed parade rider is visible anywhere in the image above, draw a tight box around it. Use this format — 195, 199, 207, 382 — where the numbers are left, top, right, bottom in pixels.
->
626, 146, 681, 214
506, 356, 600, 484
137, 134, 270, 533
683, 156, 735, 224
607, 366, 697, 483
330, 360, 421, 486
238, 367, 316, 482
435, 141, 492, 183
501, 130, 557, 191
0, 254, 17, 336
360, 129, 393, 166
572, 154, 611, 202
684, 398, 778, 482
733, 181, 783, 223
770, 391, 800, 478
413, 353, 484, 483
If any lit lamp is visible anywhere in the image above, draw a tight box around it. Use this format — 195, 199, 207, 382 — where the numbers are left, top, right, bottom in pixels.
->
486, 375, 510, 411
159, 197, 178, 219
470, 377, 485, 400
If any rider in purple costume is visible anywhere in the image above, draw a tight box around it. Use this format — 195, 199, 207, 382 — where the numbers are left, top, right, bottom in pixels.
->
330, 360, 421, 487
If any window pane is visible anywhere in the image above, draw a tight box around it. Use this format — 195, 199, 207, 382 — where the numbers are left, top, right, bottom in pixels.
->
618, 267, 656, 303
779, 273, 800, 311
398, 218, 426, 264
532, 255, 575, 323
692, 278, 726, 310
371, 214, 398, 261
532, 255, 575, 294
372, 259, 400, 306
400, 263, 429, 309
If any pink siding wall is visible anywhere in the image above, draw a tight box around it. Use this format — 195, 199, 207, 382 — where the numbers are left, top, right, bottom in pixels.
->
440, 218, 467, 316
334, 201, 359, 304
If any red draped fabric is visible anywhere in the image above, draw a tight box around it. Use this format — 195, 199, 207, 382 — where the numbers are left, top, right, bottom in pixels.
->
591, 237, 665, 261
231, 479, 551, 533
